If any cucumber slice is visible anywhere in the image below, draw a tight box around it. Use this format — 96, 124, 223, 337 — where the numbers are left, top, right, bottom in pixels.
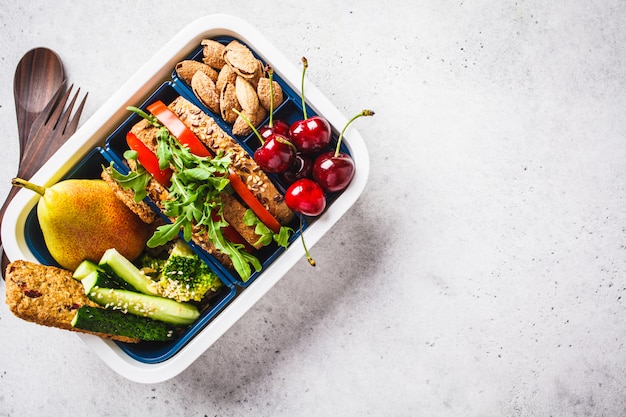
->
98, 248, 159, 296
71, 305, 175, 342
72, 260, 100, 280
81, 270, 134, 292
85, 287, 200, 326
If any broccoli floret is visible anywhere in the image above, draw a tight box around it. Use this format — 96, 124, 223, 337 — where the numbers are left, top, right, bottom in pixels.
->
156, 240, 222, 302
136, 253, 167, 279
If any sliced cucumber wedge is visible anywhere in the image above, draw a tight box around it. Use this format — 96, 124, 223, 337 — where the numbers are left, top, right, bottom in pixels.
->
71, 305, 176, 342
84, 286, 200, 326
98, 248, 159, 296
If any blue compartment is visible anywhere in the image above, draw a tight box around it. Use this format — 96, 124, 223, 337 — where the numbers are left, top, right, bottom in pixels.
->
23, 147, 237, 364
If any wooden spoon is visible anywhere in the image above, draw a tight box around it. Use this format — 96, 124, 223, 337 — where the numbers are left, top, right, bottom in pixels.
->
1, 48, 66, 278
1, 48, 66, 225
13, 47, 65, 153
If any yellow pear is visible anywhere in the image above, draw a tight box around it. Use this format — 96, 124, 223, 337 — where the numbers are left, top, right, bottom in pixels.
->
12, 178, 151, 270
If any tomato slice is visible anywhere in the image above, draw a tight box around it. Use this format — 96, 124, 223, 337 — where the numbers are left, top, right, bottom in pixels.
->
126, 131, 172, 186
147, 99, 283, 234
228, 169, 282, 234
147, 100, 211, 157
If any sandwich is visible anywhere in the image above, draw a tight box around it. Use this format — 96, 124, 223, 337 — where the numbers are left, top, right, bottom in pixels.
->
102, 96, 295, 281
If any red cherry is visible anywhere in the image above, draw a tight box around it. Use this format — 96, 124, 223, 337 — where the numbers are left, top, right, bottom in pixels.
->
281, 152, 313, 184
259, 119, 290, 142
289, 57, 332, 155
231, 105, 296, 174
312, 109, 374, 192
313, 151, 355, 192
253, 134, 296, 173
285, 178, 326, 216
289, 116, 331, 155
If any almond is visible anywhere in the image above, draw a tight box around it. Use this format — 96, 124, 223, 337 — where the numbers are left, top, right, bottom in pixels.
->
201, 39, 226, 70
235, 76, 259, 114
223, 40, 260, 79
175, 60, 218, 84
247, 60, 264, 90
216, 64, 237, 93
191, 71, 220, 114
232, 106, 267, 136
257, 77, 284, 111
220, 82, 240, 124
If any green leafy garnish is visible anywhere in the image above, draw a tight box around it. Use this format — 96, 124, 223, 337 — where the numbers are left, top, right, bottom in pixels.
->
243, 209, 293, 248
274, 225, 293, 248
104, 157, 151, 203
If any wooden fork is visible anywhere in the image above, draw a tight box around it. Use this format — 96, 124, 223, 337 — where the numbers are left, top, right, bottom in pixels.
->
18, 84, 88, 181
0, 84, 88, 276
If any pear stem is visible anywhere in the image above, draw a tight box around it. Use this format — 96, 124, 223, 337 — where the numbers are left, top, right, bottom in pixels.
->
334, 110, 375, 157
12, 178, 46, 196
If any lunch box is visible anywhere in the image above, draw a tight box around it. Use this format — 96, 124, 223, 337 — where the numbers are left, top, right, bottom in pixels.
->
1, 14, 369, 383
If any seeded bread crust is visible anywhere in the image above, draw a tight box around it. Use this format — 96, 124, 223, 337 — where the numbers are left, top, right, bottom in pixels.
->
5, 260, 140, 343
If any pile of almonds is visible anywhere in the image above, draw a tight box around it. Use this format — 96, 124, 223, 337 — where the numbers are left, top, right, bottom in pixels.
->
175, 39, 284, 136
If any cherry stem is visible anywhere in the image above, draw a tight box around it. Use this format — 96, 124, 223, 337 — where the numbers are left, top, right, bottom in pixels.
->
334, 109, 375, 157
299, 215, 315, 266
276, 136, 298, 152
267, 65, 275, 128
232, 108, 264, 144
300, 57, 309, 120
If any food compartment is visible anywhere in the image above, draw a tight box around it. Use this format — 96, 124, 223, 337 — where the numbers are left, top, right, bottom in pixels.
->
170, 35, 297, 147
22, 147, 237, 364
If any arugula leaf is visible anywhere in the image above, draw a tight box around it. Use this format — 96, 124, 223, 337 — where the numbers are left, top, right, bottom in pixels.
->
127, 106, 160, 127
105, 162, 151, 202
243, 209, 293, 248
156, 129, 173, 170
148, 216, 186, 247
274, 225, 293, 247
205, 216, 261, 281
